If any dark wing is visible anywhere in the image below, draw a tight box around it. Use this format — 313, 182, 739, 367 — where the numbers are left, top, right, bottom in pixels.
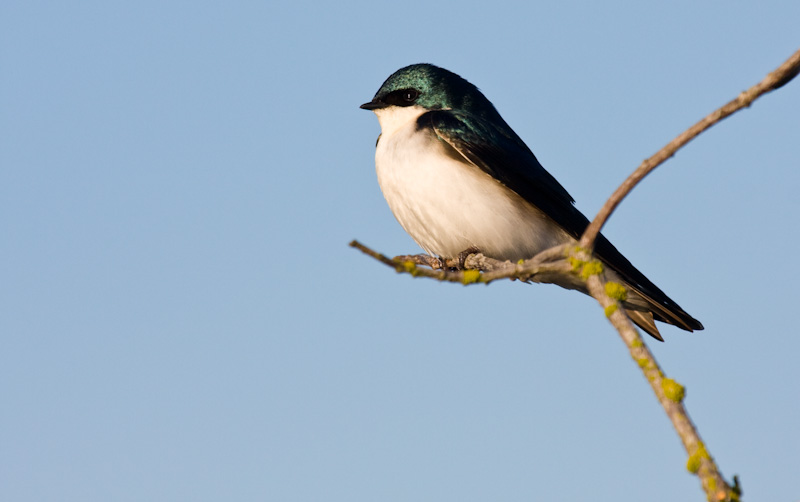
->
419, 109, 703, 335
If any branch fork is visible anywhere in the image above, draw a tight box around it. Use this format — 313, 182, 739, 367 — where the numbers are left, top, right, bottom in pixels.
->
352, 48, 800, 502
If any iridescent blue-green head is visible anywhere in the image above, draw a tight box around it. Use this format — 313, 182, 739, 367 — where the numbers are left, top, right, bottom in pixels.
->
360, 63, 503, 122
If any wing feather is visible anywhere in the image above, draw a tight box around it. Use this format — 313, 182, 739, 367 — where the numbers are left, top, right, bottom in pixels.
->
420, 110, 703, 335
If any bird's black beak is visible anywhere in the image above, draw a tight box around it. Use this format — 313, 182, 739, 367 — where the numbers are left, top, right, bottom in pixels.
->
360, 99, 386, 110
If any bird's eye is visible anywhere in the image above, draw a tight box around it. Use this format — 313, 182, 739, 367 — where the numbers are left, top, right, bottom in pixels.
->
384, 88, 421, 107
403, 90, 419, 102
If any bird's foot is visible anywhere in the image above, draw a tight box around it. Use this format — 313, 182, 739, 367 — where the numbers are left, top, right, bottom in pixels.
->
393, 253, 445, 270
393, 248, 482, 271
454, 246, 482, 270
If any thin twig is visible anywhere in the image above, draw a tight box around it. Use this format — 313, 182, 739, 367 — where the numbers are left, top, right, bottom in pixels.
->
352, 240, 741, 500
580, 259, 737, 501
348, 240, 575, 286
579, 48, 800, 251
351, 47, 800, 502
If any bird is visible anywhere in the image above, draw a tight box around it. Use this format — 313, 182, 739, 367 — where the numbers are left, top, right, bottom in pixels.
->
360, 63, 703, 340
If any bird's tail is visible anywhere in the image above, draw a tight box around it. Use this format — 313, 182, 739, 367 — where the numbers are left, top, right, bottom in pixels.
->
621, 283, 704, 342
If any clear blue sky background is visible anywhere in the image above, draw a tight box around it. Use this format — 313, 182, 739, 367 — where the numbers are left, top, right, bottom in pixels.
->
2, 1, 798, 501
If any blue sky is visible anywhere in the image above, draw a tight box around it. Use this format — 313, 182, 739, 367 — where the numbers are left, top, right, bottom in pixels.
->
2, 1, 798, 501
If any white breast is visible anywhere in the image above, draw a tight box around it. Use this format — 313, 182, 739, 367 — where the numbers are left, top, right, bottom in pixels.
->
372, 106, 572, 261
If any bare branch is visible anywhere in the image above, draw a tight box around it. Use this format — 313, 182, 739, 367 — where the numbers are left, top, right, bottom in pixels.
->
349, 46, 800, 502
352, 241, 741, 501
348, 240, 575, 286
579, 48, 800, 251
579, 256, 738, 501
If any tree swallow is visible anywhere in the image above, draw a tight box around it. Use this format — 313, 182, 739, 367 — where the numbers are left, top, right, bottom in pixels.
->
360, 63, 703, 340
